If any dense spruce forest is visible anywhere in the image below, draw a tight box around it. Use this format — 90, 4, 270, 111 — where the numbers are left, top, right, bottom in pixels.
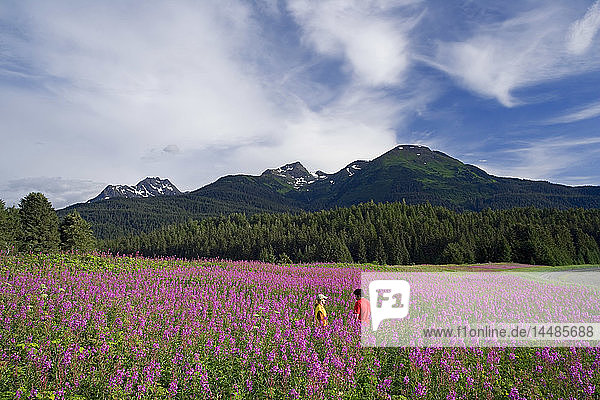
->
103, 201, 600, 266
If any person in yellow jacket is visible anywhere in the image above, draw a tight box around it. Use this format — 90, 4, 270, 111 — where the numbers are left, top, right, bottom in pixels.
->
314, 294, 328, 326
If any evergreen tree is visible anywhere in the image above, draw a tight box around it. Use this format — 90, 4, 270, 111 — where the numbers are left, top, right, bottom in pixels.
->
259, 246, 276, 263
6, 207, 21, 251
353, 236, 367, 262
0, 200, 8, 249
277, 252, 292, 264
572, 228, 600, 264
18, 192, 60, 252
333, 239, 354, 263
0, 200, 18, 251
441, 242, 464, 264
59, 211, 96, 252
510, 224, 537, 264
496, 236, 512, 262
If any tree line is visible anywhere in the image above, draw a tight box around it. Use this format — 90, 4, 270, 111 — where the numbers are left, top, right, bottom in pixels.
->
4, 193, 600, 266
0, 193, 95, 253
102, 201, 600, 266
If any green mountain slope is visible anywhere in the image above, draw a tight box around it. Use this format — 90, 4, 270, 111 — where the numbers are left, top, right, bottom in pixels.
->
60, 178, 303, 239
59, 145, 600, 239
289, 146, 498, 209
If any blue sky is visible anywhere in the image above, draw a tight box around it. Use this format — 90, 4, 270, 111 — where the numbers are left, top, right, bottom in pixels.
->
1, 0, 599, 208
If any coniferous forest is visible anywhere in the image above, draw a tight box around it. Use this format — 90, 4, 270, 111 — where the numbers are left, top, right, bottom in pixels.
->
4, 193, 600, 266
102, 201, 600, 266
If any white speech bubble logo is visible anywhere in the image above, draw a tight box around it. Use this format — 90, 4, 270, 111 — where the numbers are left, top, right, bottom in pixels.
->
369, 280, 410, 331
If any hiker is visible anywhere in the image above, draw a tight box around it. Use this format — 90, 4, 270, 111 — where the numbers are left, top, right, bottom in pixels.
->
314, 294, 328, 326
353, 288, 371, 324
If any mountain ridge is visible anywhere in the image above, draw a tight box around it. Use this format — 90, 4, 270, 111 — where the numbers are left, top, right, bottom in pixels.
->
60, 145, 600, 239
88, 177, 182, 203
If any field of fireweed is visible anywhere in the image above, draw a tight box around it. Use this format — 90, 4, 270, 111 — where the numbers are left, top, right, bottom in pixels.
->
1, 252, 600, 399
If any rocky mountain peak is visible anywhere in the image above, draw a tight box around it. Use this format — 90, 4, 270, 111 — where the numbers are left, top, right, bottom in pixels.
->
88, 177, 182, 203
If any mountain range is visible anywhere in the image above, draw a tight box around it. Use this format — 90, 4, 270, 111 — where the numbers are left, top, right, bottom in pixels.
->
60, 145, 600, 239
88, 177, 182, 202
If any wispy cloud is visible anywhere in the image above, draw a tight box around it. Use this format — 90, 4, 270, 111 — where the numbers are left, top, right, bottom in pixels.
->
287, 0, 423, 87
426, 3, 600, 107
545, 100, 600, 124
477, 136, 600, 184
567, 0, 600, 54
141, 144, 184, 162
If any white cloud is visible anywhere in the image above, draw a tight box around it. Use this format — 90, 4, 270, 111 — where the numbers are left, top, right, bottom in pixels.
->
567, 0, 600, 54
287, 0, 422, 86
477, 136, 600, 184
427, 4, 600, 107
0, 1, 279, 156
2, 177, 105, 209
545, 100, 600, 124
258, 87, 407, 170
0, 1, 424, 206
179, 83, 434, 182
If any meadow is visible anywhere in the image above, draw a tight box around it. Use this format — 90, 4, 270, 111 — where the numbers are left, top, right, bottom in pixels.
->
1, 252, 599, 399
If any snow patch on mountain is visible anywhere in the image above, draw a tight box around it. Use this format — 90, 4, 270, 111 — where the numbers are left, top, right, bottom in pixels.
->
88, 177, 182, 203
263, 162, 318, 189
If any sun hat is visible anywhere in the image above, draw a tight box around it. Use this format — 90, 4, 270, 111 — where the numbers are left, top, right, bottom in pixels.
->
317, 294, 328, 301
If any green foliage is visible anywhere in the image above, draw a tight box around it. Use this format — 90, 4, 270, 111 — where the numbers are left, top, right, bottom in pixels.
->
0, 200, 11, 250
59, 211, 96, 252
440, 242, 466, 264
277, 252, 292, 264
259, 246, 276, 263
103, 202, 600, 266
0, 201, 21, 251
18, 193, 60, 253
4, 193, 96, 254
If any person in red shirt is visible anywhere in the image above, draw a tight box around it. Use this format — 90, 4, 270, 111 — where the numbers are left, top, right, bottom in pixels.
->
353, 288, 371, 324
